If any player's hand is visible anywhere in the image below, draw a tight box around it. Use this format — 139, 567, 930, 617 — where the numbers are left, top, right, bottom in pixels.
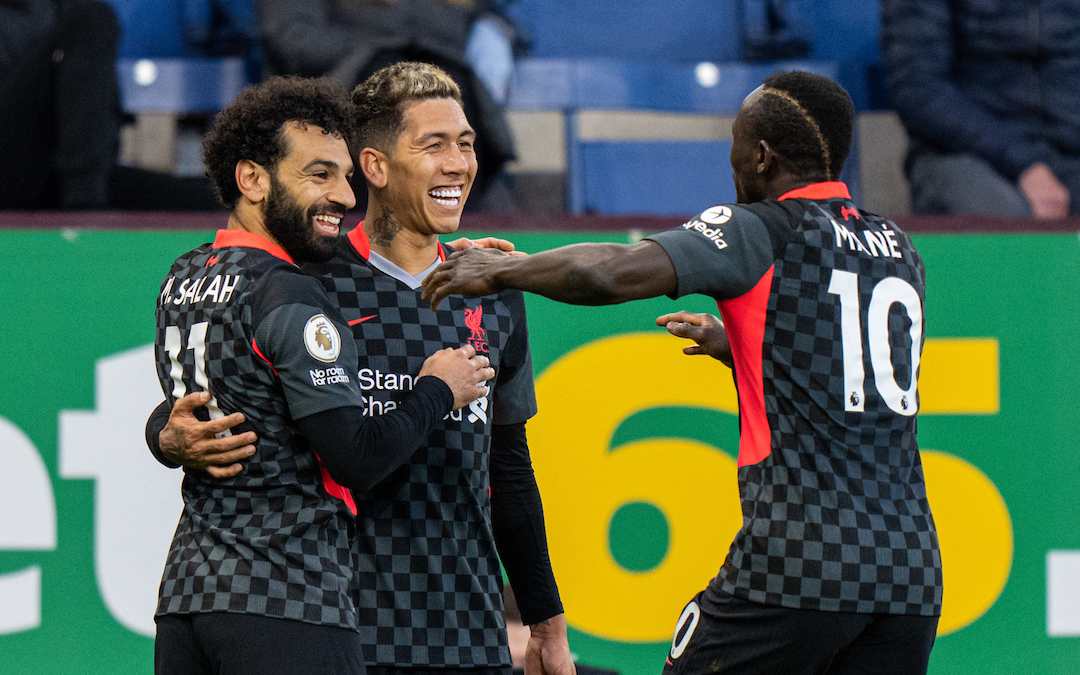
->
446, 236, 527, 256
656, 311, 733, 369
417, 343, 495, 410
1019, 162, 1070, 219
525, 614, 577, 675
421, 248, 509, 310
159, 392, 257, 478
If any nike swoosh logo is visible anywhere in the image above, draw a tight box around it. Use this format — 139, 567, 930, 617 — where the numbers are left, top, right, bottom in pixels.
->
348, 314, 378, 326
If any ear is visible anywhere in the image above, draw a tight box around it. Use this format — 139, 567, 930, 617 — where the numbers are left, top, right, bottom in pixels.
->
360, 148, 388, 189
235, 160, 270, 204
756, 140, 775, 176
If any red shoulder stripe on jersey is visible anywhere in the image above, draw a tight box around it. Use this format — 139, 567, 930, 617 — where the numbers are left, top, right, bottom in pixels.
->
438, 241, 446, 262
777, 181, 851, 202
213, 229, 294, 264
315, 456, 358, 516
347, 223, 371, 260
719, 266, 774, 467
250, 338, 278, 377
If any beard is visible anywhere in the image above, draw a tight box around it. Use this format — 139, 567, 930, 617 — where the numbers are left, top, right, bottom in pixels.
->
263, 173, 341, 264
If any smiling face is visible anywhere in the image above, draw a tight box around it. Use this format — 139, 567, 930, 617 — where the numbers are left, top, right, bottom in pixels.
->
379, 97, 477, 237
264, 122, 355, 263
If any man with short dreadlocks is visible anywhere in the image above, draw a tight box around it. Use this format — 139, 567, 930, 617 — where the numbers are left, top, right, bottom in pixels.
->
422, 71, 941, 675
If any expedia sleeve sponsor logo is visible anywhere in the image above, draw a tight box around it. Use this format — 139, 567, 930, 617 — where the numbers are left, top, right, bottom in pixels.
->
682, 207, 730, 251
304, 314, 342, 362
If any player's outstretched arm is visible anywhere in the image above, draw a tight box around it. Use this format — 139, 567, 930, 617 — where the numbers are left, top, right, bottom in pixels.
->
145, 392, 257, 478
656, 310, 733, 369
525, 614, 577, 675
421, 240, 677, 310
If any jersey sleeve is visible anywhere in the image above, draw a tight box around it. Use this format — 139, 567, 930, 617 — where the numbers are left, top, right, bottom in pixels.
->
489, 421, 563, 624
250, 270, 363, 420
492, 290, 538, 425
646, 204, 778, 301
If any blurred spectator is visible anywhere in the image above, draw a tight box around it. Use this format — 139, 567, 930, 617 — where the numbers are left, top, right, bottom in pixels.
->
257, 0, 519, 212
0, 0, 220, 210
882, 0, 1080, 219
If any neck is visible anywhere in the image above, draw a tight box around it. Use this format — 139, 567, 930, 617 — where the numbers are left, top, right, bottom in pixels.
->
364, 201, 440, 275
228, 202, 279, 246
762, 174, 826, 201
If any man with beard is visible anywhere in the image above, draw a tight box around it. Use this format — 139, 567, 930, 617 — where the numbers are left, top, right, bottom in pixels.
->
151, 75, 495, 675
149, 64, 575, 675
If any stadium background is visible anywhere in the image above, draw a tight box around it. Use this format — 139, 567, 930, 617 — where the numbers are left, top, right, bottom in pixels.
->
3, 0, 1080, 673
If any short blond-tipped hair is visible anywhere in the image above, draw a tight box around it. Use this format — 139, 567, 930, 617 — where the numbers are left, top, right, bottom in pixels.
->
351, 62, 464, 155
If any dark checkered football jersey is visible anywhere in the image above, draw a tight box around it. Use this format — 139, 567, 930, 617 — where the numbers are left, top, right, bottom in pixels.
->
648, 182, 941, 616
154, 230, 365, 630
304, 227, 538, 667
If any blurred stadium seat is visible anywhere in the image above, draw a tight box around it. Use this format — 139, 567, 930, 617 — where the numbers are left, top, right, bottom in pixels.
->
506, 58, 855, 215
103, 0, 902, 215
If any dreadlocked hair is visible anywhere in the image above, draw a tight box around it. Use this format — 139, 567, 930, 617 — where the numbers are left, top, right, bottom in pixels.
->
752, 71, 854, 181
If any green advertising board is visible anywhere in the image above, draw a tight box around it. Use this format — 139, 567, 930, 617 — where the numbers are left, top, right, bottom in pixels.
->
1, 228, 1078, 673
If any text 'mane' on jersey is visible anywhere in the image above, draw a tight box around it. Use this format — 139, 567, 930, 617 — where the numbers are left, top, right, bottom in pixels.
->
647, 182, 941, 617
153, 229, 364, 630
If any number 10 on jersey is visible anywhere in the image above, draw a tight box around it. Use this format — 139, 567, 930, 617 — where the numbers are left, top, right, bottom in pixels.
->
828, 270, 923, 416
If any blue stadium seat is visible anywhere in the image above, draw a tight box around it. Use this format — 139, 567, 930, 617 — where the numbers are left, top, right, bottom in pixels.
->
117, 57, 248, 114
507, 0, 740, 63
107, 0, 186, 58
509, 58, 856, 215
510, 58, 837, 112
574, 141, 736, 215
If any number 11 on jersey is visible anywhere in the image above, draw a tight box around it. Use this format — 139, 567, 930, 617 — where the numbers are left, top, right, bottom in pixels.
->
165, 322, 233, 436
828, 270, 923, 417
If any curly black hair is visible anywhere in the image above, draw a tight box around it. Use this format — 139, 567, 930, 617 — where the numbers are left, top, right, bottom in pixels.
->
350, 62, 463, 156
202, 75, 352, 208
750, 71, 854, 181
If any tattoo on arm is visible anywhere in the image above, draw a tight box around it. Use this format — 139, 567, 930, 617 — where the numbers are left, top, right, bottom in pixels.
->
371, 207, 402, 246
